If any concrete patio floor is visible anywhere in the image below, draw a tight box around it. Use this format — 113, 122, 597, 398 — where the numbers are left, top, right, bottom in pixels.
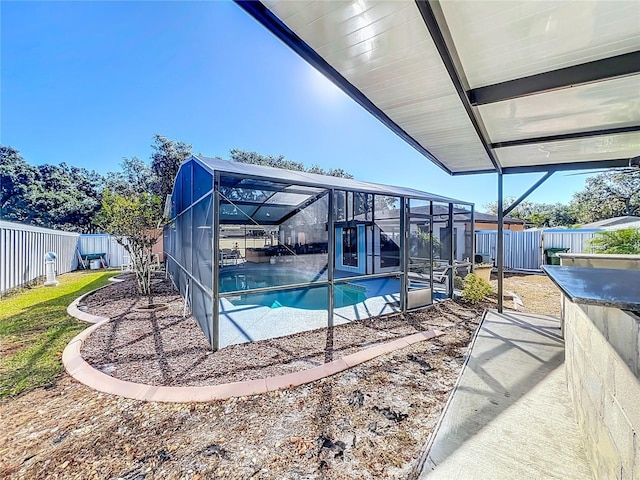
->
418, 310, 593, 480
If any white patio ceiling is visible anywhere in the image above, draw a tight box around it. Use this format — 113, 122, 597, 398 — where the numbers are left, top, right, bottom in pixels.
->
238, 0, 640, 175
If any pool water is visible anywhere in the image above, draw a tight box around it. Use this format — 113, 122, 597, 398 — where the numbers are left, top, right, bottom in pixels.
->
219, 265, 327, 293
225, 283, 367, 310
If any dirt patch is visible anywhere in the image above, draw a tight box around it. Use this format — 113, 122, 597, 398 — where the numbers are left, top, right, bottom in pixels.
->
1, 275, 490, 479
490, 272, 562, 317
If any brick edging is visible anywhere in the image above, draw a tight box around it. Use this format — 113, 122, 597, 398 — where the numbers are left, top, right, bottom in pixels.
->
62, 325, 443, 403
66, 275, 126, 324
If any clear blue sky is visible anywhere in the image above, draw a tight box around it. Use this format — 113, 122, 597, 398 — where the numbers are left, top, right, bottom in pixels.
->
1, 1, 593, 212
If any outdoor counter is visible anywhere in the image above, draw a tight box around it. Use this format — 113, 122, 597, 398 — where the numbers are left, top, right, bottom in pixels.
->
542, 265, 640, 311
543, 263, 640, 479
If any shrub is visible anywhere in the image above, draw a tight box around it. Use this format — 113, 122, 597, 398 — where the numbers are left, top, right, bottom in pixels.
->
461, 273, 493, 304
453, 275, 464, 290
588, 228, 640, 254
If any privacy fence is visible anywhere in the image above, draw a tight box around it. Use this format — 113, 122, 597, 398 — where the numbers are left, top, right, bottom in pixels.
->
78, 234, 129, 268
0, 221, 129, 295
0, 220, 603, 295
1, 221, 80, 295
475, 229, 599, 271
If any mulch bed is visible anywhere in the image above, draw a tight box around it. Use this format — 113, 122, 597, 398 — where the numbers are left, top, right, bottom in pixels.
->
80, 274, 482, 388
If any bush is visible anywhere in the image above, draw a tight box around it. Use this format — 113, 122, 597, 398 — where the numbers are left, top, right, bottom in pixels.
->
461, 273, 493, 304
588, 228, 640, 254
453, 275, 464, 290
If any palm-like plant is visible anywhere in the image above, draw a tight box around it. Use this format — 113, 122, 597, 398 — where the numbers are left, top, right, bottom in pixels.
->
589, 228, 640, 254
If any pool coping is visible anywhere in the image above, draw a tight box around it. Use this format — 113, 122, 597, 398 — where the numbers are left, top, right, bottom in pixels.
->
64, 283, 443, 402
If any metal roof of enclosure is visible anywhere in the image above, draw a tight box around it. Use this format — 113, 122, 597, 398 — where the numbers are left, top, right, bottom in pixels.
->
198, 155, 470, 204
236, 0, 640, 175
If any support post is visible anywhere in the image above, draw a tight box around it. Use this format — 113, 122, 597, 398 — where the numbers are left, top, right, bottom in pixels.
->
400, 197, 407, 312
327, 189, 335, 328
470, 204, 475, 273
497, 173, 504, 313
448, 203, 455, 298
429, 201, 434, 305
504, 171, 553, 216
212, 174, 220, 350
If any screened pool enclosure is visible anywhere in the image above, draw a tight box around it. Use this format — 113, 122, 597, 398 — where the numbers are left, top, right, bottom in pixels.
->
164, 156, 474, 349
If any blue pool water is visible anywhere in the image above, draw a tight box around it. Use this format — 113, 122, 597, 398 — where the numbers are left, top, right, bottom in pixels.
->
219, 266, 400, 310
224, 283, 367, 310
219, 265, 327, 293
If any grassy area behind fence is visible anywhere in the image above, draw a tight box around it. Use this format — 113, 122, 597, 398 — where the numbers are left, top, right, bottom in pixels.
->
0, 270, 115, 399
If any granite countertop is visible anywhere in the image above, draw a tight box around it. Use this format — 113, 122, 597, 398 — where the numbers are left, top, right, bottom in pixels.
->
542, 265, 640, 311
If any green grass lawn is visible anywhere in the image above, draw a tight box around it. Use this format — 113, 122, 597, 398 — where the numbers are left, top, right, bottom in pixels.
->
0, 270, 115, 399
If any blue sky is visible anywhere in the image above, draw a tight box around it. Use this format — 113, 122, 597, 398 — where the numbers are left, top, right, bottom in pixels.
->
1, 1, 592, 212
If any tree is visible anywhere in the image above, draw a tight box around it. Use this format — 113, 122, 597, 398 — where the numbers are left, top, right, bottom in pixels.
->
150, 135, 192, 202
1, 146, 104, 231
0, 146, 40, 222
97, 190, 164, 295
31, 163, 105, 231
105, 156, 155, 197
570, 170, 640, 223
229, 149, 353, 178
483, 197, 577, 228
589, 228, 640, 254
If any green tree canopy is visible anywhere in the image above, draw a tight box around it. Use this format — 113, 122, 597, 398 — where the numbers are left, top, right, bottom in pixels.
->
482, 197, 578, 228
105, 157, 155, 197
150, 134, 192, 202
31, 163, 105, 231
570, 170, 640, 223
1, 146, 104, 231
0, 146, 40, 223
229, 149, 353, 178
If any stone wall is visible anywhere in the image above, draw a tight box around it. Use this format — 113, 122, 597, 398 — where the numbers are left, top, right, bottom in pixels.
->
562, 299, 640, 479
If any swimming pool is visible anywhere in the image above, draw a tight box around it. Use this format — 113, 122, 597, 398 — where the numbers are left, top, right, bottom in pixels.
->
219, 265, 327, 293
219, 266, 402, 310
222, 283, 367, 310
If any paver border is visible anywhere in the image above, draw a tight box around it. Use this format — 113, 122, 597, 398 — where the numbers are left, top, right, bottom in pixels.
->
66, 274, 125, 323
64, 284, 443, 402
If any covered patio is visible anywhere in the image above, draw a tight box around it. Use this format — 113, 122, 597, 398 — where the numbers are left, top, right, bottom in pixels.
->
236, 1, 640, 478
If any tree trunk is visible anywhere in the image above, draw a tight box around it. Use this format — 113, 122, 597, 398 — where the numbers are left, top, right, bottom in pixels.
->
127, 245, 152, 296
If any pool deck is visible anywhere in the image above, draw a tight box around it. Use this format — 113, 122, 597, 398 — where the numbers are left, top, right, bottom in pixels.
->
417, 310, 592, 479
219, 276, 402, 347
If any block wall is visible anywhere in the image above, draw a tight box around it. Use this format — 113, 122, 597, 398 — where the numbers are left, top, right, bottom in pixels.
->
563, 299, 640, 479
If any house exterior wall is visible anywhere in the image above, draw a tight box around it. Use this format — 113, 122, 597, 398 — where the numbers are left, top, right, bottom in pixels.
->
474, 221, 524, 231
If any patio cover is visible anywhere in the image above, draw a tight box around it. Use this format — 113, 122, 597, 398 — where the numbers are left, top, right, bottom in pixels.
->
237, 0, 640, 175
